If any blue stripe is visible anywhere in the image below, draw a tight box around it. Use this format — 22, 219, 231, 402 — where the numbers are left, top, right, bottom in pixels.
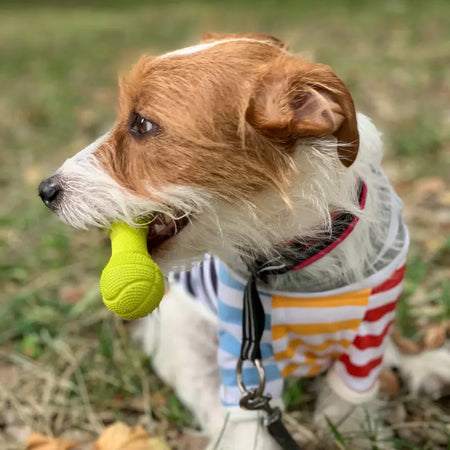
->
219, 331, 273, 358
218, 260, 272, 296
221, 399, 242, 407
218, 262, 246, 291
218, 300, 270, 329
220, 364, 282, 387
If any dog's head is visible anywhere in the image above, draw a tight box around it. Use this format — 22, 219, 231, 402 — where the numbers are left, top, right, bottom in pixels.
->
39, 33, 359, 271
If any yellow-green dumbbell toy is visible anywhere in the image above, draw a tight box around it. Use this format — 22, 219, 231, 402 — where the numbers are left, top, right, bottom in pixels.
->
100, 222, 165, 320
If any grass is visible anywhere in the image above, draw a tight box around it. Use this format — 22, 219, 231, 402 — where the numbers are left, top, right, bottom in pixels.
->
0, 0, 449, 448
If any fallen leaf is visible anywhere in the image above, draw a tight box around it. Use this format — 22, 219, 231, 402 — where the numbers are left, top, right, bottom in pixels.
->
424, 323, 447, 350
391, 328, 423, 354
94, 423, 169, 450
26, 433, 76, 450
58, 286, 85, 304
414, 177, 445, 199
379, 368, 401, 397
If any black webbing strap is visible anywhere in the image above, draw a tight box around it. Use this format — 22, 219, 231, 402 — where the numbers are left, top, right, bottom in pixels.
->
241, 272, 265, 361
240, 270, 301, 450
267, 419, 303, 450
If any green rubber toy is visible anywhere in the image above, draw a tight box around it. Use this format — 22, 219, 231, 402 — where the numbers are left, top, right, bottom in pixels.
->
100, 222, 165, 320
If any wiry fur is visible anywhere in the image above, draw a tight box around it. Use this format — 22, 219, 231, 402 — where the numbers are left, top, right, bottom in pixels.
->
41, 35, 450, 449
54, 111, 394, 286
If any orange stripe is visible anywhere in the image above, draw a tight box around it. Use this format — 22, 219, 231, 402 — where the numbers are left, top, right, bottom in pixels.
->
307, 364, 324, 376
281, 363, 300, 377
274, 338, 352, 361
272, 289, 371, 309
272, 319, 361, 340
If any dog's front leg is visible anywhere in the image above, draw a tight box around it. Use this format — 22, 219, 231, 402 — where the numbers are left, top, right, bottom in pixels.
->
207, 414, 281, 450
313, 370, 390, 448
136, 286, 225, 436
137, 286, 282, 449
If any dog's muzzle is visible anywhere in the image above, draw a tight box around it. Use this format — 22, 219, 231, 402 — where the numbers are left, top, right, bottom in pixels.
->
39, 175, 62, 210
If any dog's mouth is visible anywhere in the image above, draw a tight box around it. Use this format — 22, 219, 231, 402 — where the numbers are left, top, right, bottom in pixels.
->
146, 212, 190, 253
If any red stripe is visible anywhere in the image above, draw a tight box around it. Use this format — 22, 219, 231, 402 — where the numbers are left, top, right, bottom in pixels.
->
372, 265, 406, 295
339, 353, 383, 378
292, 217, 359, 270
292, 183, 368, 271
363, 299, 397, 322
353, 320, 393, 350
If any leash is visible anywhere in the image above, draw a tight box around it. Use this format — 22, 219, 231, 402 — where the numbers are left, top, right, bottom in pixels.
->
235, 181, 366, 449
237, 270, 302, 450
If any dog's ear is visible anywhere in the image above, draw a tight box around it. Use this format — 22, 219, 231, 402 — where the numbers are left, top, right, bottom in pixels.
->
200, 32, 289, 51
246, 57, 359, 167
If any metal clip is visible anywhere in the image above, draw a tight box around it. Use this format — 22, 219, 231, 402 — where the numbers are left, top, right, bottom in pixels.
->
236, 357, 265, 399
236, 357, 282, 426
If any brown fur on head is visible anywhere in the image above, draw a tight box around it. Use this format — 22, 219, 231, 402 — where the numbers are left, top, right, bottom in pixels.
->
45, 34, 361, 269
96, 34, 359, 203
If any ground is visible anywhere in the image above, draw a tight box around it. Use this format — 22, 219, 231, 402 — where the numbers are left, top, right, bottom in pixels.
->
0, 1, 449, 449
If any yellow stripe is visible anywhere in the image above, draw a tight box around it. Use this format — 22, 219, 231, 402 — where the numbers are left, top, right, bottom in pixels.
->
307, 364, 324, 377
274, 338, 352, 361
281, 363, 300, 377
303, 351, 318, 365
272, 319, 361, 340
272, 289, 371, 309
282, 361, 328, 378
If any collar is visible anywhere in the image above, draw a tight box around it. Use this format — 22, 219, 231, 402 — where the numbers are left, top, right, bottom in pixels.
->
251, 180, 367, 280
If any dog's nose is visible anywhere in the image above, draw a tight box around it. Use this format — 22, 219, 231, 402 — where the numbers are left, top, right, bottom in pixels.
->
39, 176, 62, 209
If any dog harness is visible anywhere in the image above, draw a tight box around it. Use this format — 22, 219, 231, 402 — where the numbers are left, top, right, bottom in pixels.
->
173, 181, 409, 408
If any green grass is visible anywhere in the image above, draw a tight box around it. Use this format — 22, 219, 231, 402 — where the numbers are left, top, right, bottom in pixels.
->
1, 1, 449, 448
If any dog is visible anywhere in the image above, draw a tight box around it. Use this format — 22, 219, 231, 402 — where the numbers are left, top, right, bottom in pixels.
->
39, 33, 450, 449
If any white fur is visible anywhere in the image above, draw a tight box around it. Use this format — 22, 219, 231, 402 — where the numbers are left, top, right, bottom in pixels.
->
55, 135, 211, 235
384, 337, 450, 398
55, 113, 395, 282
160, 38, 287, 59
55, 102, 449, 448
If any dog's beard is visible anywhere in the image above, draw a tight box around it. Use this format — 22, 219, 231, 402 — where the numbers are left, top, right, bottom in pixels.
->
51, 131, 367, 274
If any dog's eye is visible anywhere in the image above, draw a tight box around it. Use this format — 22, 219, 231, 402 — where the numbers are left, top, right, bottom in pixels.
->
129, 113, 159, 138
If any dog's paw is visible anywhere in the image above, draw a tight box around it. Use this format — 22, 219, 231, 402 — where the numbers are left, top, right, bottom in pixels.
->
314, 382, 391, 449
384, 338, 450, 398
207, 418, 282, 450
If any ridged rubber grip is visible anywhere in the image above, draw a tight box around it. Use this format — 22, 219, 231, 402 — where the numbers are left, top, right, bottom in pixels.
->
100, 222, 164, 320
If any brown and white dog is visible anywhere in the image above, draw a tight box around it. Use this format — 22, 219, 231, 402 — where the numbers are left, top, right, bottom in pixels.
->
39, 34, 450, 449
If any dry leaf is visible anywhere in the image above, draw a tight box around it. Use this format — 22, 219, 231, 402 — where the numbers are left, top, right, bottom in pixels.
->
58, 286, 85, 304
443, 320, 450, 332
26, 433, 76, 450
379, 368, 400, 397
424, 323, 447, 350
414, 177, 445, 199
391, 328, 423, 354
94, 423, 169, 450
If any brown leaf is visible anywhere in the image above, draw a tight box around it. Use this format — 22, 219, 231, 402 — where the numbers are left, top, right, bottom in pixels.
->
424, 323, 447, 350
414, 177, 445, 199
94, 423, 169, 450
391, 328, 423, 354
379, 368, 401, 397
58, 286, 85, 304
26, 433, 77, 450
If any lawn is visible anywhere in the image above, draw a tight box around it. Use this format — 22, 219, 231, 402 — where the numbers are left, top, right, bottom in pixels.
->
0, 1, 449, 448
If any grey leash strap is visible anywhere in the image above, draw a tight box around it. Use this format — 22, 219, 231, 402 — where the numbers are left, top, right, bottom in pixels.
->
237, 271, 302, 450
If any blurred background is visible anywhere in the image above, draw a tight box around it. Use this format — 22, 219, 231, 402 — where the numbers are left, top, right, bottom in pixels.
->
0, 1, 449, 448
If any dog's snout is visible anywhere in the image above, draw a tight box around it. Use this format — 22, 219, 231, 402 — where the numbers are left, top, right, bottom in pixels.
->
39, 176, 62, 209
